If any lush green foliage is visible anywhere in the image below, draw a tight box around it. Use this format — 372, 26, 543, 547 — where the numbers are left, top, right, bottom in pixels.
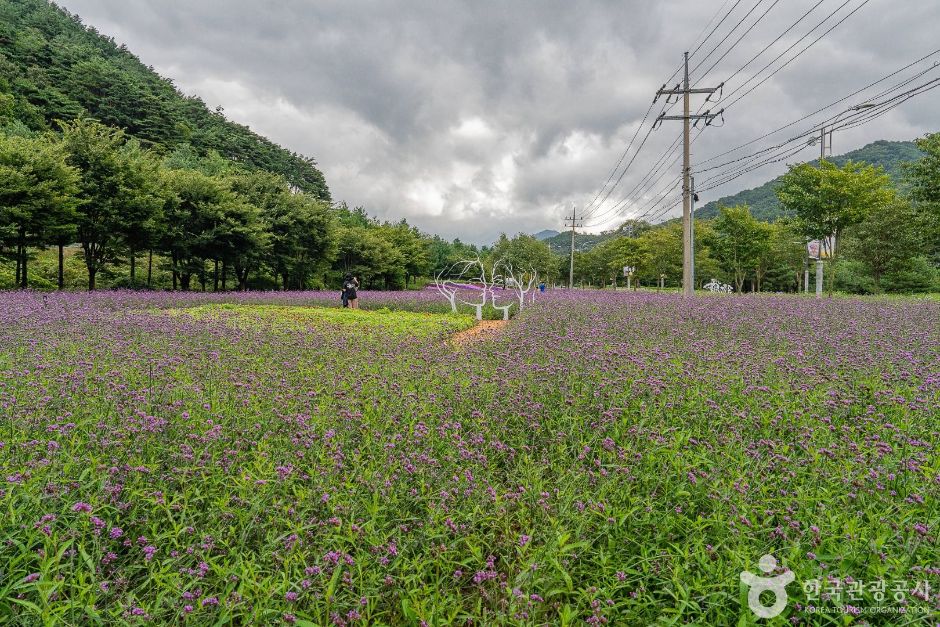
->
566, 141, 939, 295
0, 131, 78, 287
1, 290, 937, 624
777, 160, 894, 246
0, 122, 488, 293
908, 133, 940, 265
0, 0, 329, 199
489, 234, 558, 284
697, 140, 925, 222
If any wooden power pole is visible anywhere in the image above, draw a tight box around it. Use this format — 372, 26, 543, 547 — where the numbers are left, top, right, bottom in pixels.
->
655, 52, 723, 297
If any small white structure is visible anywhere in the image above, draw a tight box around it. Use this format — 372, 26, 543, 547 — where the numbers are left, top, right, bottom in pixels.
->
703, 278, 733, 293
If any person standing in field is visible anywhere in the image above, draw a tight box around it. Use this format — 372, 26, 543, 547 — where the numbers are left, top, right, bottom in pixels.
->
344, 275, 360, 309
341, 275, 351, 308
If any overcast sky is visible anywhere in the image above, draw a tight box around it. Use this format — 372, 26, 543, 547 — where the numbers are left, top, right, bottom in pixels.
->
58, 0, 940, 244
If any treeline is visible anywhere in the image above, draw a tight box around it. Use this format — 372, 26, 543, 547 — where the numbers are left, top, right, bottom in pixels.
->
568, 134, 940, 294
0, 0, 329, 198
0, 119, 484, 291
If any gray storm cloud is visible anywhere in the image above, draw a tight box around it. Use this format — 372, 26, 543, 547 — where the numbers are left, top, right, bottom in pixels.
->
58, 0, 940, 243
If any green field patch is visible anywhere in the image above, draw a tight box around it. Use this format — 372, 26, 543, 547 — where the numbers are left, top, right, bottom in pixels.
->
164, 303, 476, 339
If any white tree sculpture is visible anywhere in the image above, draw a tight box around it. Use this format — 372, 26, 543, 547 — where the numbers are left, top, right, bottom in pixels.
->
457, 258, 490, 321
493, 259, 537, 312
434, 256, 493, 320
434, 261, 470, 313
489, 258, 514, 320
434, 257, 539, 320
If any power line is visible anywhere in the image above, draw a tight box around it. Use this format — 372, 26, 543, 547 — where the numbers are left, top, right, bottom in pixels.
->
618, 68, 940, 225
582, 139, 682, 227
578, 0, 874, 235
578, 0, 753, 224
578, 99, 658, 217
655, 53, 724, 296
583, 1, 831, 229
695, 77, 940, 193
690, 0, 784, 84
691, 0, 747, 59
718, 0, 828, 90
697, 49, 940, 166
689, 0, 780, 81
720, 0, 874, 112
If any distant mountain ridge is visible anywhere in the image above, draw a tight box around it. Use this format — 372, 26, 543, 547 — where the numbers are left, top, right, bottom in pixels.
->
542, 227, 627, 255
533, 229, 559, 240
696, 139, 924, 221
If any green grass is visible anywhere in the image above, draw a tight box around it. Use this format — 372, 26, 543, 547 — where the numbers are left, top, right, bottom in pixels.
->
166, 304, 477, 338
1, 292, 936, 624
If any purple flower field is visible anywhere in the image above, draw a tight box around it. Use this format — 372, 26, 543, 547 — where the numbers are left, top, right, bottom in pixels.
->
0, 290, 938, 624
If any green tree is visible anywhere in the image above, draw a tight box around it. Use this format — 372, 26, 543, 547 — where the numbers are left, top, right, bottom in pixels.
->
691, 220, 722, 290
841, 199, 923, 292
907, 133, 940, 264
488, 233, 557, 284
0, 132, 78, 287
220, 200, 267, 292
750, 221, 774, 292
637, 222, 684, 287
59, 118, 131, 289
592, 236, 649, 288
765, 219, 807, 292
335, 225, 403, 290
713, 205, 766, 292
160, 168, 240, 290
115, 140, 164, 286
385, 220, 430, 287
776, 159, 894, 295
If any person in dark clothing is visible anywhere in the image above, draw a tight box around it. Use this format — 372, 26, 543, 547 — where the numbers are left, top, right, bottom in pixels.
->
343, 275, 360, 309
341, 275, 351, 307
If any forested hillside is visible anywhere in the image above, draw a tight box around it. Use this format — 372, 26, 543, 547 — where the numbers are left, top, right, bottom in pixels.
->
0, 0, 329, 199
696, 140, 923, 221
1, 0, 507, 293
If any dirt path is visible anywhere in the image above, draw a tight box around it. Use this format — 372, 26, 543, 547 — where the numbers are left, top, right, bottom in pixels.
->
449, 319, 508, 346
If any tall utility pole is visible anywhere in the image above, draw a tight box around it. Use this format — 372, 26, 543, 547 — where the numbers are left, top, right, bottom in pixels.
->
690, 175, 697, 289
655, 52, 723, 297
815, 126, 827, 298
565, 206, 581, 289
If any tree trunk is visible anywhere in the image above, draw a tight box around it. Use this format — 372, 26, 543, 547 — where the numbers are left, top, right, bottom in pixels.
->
130, 247, 136, 284
58, 244, 64, 290
14, 245, 21, 287
147, 250, 153, 288
88, 267, 97, 291
172, 270, 178, 291
19, 242, 27, 289
827, 232, 839, 298
213, 259, 219, 292
180, 273, 191, 291
282, 273, 289, 291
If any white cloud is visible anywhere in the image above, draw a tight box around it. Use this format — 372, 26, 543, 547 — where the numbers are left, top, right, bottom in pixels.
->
60, 0, 940, 243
